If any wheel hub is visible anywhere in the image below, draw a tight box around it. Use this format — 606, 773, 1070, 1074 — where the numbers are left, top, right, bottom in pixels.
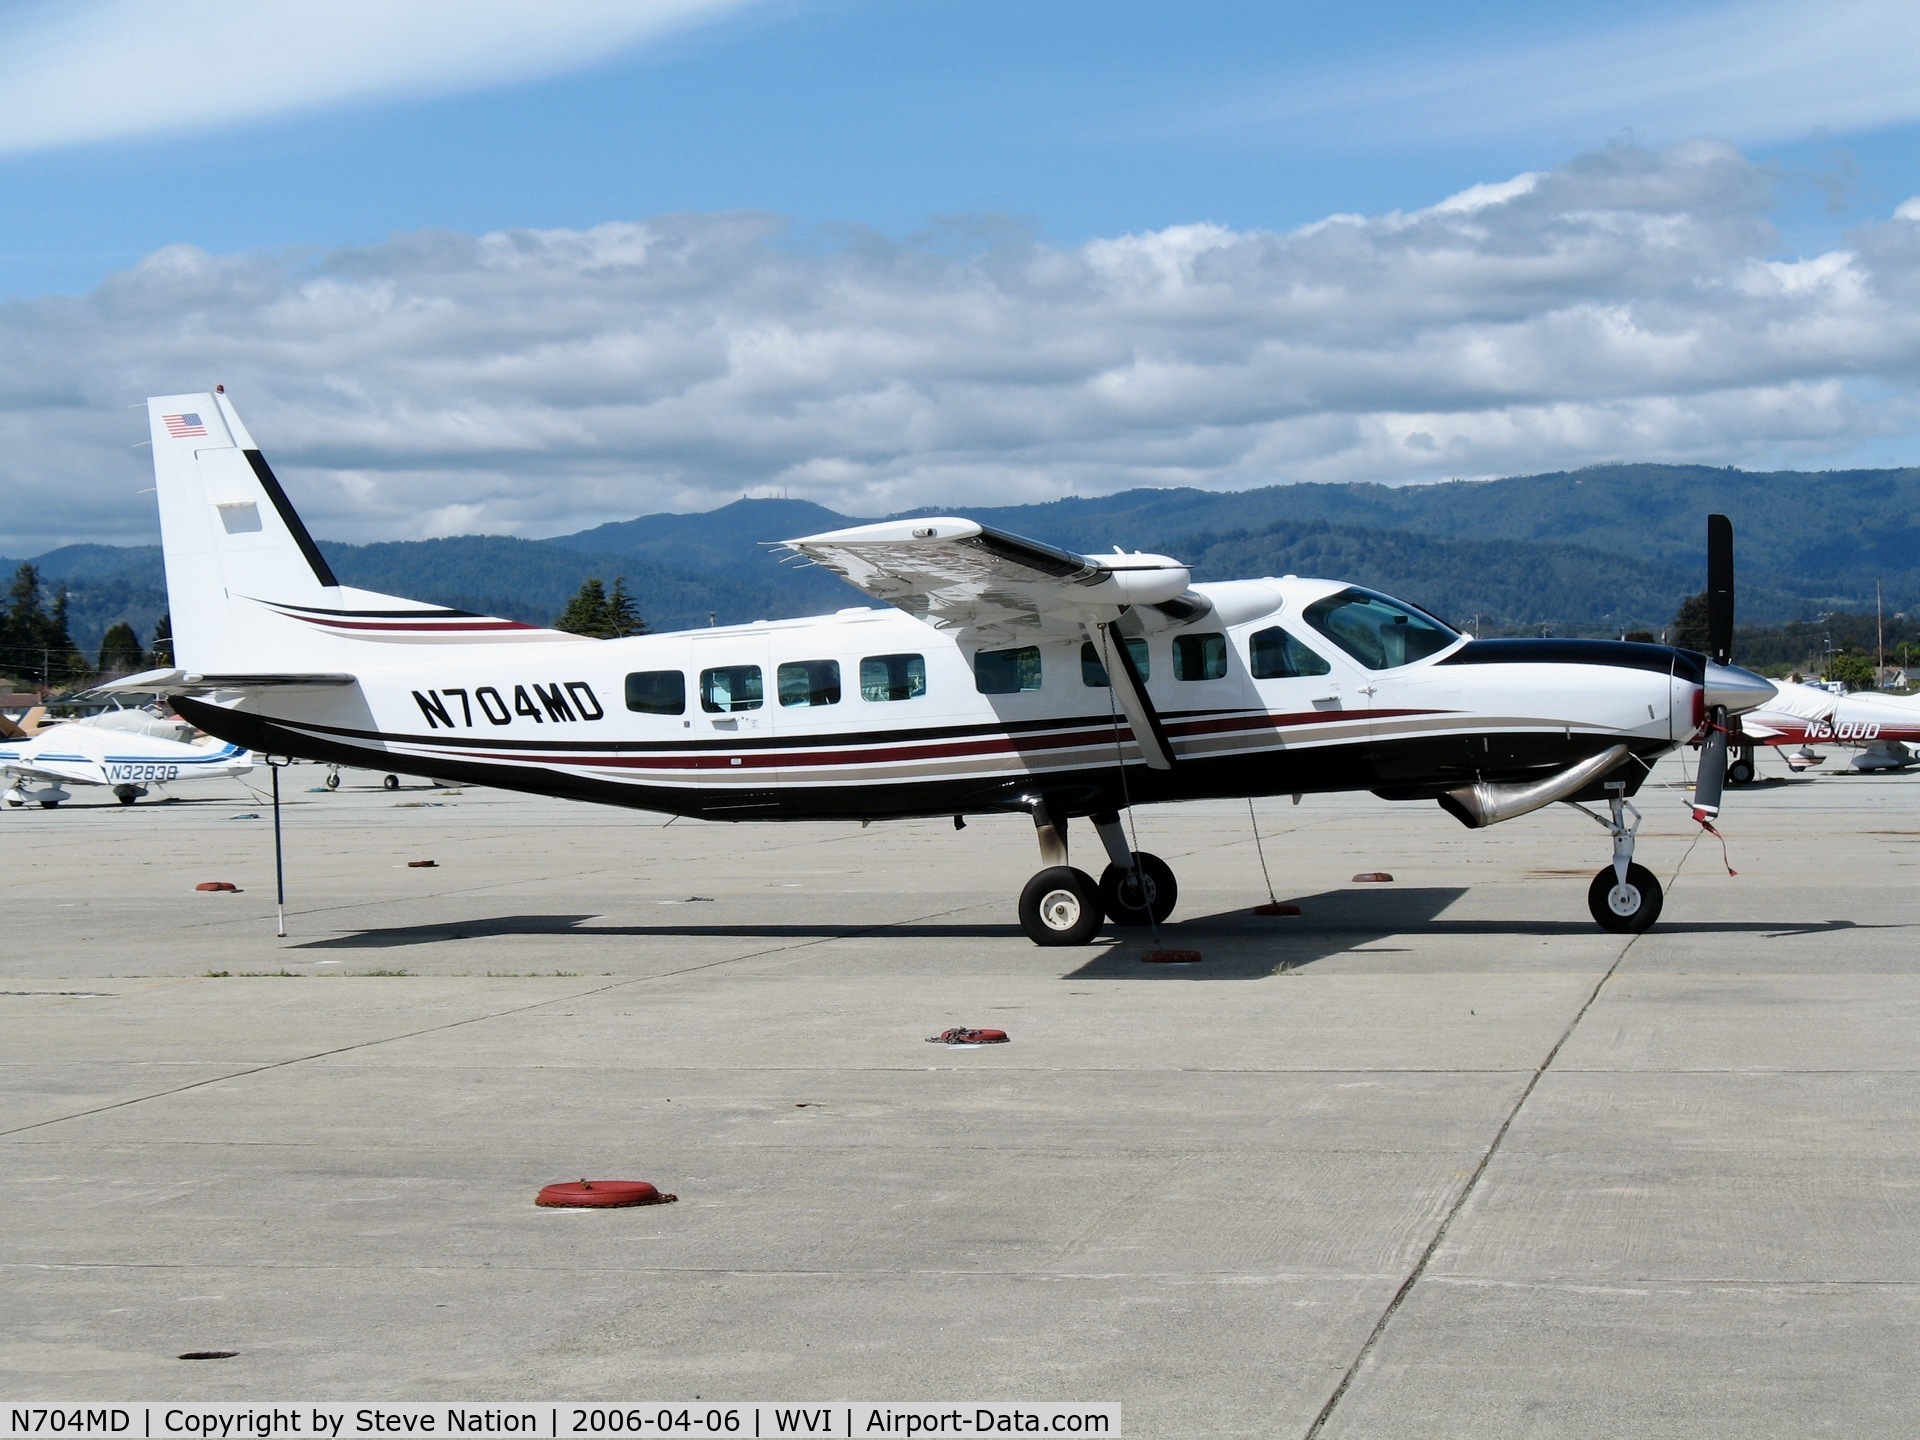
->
1607, 883, 1641, 916
1040, 889, 1083, 930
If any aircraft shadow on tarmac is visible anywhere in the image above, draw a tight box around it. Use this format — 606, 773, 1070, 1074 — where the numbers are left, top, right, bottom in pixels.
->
289, 886, 1878, 980
1064, 887, 1879, 980
290, 914, 1032, 949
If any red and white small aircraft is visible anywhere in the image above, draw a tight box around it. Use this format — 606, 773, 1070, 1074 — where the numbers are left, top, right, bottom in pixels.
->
109, 391, 1775, 942
1738, 682, 1920, 775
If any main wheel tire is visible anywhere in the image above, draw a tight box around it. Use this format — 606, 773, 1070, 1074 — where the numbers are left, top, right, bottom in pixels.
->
382, 774, 400, 790
116, 789, 137, 805
38, 800, 60, 809
1098, 853, 1178, 926
1587, 863, 1663, 934
1727, 756, 1756, 786
1018, 866, 1104, 946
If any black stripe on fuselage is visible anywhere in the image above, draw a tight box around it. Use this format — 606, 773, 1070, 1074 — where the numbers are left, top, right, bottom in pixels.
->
237, 705, 1272, 755
178, 697, 1662, 823
1439, 638, 1705, 684
264, 599, 481, 619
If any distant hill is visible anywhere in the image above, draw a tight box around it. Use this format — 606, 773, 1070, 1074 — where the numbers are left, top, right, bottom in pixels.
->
6, 461, 1915, 655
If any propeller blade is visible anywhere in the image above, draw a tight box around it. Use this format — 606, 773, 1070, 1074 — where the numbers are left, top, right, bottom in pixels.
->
1706, 513, 1734, 665
1693, 704, 1728, 825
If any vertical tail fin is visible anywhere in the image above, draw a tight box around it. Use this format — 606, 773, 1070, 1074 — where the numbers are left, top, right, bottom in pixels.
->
148, 391, 573, 671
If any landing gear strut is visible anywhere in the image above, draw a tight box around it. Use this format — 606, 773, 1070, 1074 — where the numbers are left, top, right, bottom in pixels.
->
1014, 802, 1180, 945
1091, 812, 1177, 927
1578, 781, 1663, 934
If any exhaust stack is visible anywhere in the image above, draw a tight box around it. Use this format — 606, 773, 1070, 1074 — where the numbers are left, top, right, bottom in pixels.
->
1438, 744, 1633, 830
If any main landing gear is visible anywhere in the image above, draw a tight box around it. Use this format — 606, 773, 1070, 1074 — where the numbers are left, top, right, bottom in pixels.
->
1726, 741, 1757, 787
1580, 780, 1663, 934
1016, 803, 1178, 946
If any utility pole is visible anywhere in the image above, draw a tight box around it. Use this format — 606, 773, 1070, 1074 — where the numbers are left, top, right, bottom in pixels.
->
1878, 581, 1885, 684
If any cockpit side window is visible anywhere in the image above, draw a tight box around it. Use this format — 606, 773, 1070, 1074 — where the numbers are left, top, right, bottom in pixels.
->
1302, 588, 1459, 670
1248, 627, 1331, 679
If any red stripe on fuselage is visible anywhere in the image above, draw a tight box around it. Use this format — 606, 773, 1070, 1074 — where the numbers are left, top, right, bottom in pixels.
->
351, 707, 1446, 772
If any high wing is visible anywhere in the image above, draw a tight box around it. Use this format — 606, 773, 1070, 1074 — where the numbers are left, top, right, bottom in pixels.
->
781, 518, 1199, 641
783, 518, 1202, 771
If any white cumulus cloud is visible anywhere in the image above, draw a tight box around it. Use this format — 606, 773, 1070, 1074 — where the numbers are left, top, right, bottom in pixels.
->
6, 140, 1920, 551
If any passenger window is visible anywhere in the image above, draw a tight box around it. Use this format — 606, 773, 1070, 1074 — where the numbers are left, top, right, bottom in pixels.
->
1173, 632, 1228, 681
1303, 587, 1459, 670
975, 646, 1042, 695
860, 653, 927, 702
778, 659, 841, 707
1249, 627, 1331, 679
625, 670, 686, 715
700, 664, 763, 712
1080, 638, 1150, 686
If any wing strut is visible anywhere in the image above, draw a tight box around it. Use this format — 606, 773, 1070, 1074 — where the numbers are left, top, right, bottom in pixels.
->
1088, 621, 1176, 771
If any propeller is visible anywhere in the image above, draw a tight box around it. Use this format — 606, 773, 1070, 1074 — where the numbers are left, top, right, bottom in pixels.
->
1693, 512, 1736, 825
1706, 512, 1734, 666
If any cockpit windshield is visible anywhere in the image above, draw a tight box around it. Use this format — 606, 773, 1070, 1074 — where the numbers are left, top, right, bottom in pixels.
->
1301, 587, 1460, 670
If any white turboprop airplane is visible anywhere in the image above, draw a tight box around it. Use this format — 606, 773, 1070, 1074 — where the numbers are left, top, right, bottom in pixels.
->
0, 718, 252, 807
109, 390, 1775, 942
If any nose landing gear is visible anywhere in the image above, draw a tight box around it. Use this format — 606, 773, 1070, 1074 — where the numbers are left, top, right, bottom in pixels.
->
1580, 782, 1663, 934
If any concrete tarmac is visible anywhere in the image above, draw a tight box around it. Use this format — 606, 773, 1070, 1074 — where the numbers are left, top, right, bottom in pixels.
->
1, 756, 1915, 1436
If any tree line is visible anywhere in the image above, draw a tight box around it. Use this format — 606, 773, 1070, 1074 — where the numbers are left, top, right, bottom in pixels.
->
1, 562, 167, 691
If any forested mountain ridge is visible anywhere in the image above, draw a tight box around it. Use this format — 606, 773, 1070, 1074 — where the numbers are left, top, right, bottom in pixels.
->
7, 461, 1914, 656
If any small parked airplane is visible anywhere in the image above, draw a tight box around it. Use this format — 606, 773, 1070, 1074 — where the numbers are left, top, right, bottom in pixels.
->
108, 390, 1774, 941
1738, 681, 1920, 775
0, 717, 253, 807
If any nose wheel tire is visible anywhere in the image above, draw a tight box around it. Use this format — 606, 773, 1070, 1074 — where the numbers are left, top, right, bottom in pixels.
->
1587, 863, 1663, 934
1019, 866, 1104, 946
325, 771, 340, 791
1098, 853, 1178, 926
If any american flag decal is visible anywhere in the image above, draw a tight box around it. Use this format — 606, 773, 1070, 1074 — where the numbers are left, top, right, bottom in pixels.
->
163, 412, 208, 438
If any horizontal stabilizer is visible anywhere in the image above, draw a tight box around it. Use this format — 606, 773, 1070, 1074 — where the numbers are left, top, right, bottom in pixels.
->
89, 668, 358, 697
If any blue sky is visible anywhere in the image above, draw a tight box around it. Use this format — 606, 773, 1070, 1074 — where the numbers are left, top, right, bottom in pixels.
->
2, 0, 1919, 548
4, 0, 1914, 296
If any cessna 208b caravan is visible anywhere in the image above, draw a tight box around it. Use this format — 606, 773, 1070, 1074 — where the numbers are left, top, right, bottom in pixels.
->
111, 390, 1775, 944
